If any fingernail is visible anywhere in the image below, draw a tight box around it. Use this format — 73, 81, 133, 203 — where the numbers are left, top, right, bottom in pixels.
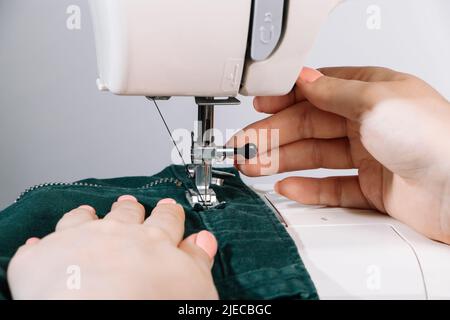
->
253, 97, 261, 112
185, 233, 198, 244
157, 198, 177, 205
25, 237, 40, 245
118, 195, 138, 202
299, 67, 323, 83
79, 205, 95, 213
195, 230, 218, 260
274, 181, 281, 194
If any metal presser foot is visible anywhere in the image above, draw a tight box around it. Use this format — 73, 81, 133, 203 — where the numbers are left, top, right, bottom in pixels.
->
187, 97, 257, 210
145, 96, 256, 210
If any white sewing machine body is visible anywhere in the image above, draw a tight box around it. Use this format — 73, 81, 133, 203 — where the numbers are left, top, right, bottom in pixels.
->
90, 0, 342, 97
253, 185, 450, 300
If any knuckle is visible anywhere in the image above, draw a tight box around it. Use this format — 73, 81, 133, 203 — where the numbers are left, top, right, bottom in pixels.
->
63, 210, 78, 218
97, 219, 123, 233
333, 179, 343, 207
277, 147, 286, 173
146, 226, 173, 242
367, 66, 410, 82
369, 66, 392, 77
401, 73, 423, 84
311, 140, 323, 168
360, 82, 378, 97
121, 207, 144, 220
55, 219, 68, 230
319, 79, 335, 101
358, 83, 383, 110
113, 200, 144, 212
111, 202, 145, 221
362, 66, 392, 80
86, 210, 98, 220
324, 177, 342, 207
174, 204, 185, 216
344, 140, 354, 168
339, 117, 348, 136
157, 204, 185, 222
393, 71, 412, 81
298, 108, 313, 138
75, 209, 97, 220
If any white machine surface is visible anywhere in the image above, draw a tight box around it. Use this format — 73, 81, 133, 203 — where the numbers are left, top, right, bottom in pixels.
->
252, 184, 450, 300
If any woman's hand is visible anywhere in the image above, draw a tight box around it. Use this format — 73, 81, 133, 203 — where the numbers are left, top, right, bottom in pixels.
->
7, 196, 219, 299
234, 66, 450, 244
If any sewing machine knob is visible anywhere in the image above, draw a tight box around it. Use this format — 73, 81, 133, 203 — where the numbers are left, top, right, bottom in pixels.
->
235, 143, 258, 159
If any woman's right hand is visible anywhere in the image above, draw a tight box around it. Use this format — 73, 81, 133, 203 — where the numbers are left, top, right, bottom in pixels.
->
235, 66, 450, 244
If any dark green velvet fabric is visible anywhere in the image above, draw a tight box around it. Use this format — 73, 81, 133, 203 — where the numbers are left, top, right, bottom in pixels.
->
0, 165, 317, 300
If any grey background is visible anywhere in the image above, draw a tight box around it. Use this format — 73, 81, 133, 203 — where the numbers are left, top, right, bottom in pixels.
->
1, 0, 450, 209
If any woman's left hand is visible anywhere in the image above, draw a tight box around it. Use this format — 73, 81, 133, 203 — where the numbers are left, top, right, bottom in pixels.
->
7, 196, 218, 300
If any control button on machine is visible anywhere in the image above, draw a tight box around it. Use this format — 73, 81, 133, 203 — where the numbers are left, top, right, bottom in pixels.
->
250, 0, 285, 61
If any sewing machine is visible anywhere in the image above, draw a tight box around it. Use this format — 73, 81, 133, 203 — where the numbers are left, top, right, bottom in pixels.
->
89, 0, 450, 299
89, 0, 340, 208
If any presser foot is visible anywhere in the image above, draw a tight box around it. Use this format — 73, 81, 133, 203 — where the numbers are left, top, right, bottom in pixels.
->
185, 165, 231, 210
185, 189, 226, 210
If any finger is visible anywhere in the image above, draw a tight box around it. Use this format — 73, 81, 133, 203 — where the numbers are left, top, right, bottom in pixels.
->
144, 199, 185, 245
238, 138, 354, 177
230, 102, 347, 154
299, 75, 379, 121
104, 195, 145, 224
25, 237, 40, 245
253, 93, 297, 114
179, 231, 218, 270
275, 176, 372, 209
318, 66, 407, 82
253, 67, 323, 114
56, 205, 98, 231
299, 66, 412, 121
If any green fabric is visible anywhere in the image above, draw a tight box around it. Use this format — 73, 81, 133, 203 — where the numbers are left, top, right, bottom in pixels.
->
0, 165, 317, 300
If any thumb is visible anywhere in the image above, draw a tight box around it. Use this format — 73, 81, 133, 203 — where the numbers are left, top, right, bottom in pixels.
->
179, 231, 218, 270
298, 72, 376, 121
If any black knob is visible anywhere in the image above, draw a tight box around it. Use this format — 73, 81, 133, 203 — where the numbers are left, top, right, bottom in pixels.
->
234, 143, 258, 159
